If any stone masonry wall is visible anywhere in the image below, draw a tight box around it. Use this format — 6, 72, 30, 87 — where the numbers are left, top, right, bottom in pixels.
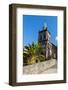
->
23, 59, 57, 74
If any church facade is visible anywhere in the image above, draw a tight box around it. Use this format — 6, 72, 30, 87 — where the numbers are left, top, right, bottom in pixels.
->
38, 25, 57, 60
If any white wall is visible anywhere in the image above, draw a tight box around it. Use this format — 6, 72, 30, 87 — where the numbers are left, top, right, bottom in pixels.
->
0, 0, 68, 90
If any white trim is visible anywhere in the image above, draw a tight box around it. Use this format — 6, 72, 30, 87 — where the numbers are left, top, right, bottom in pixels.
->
16, 8, 64, 82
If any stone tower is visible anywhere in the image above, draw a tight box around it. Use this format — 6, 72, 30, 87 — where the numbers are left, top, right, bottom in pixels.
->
38, 23, 52, 59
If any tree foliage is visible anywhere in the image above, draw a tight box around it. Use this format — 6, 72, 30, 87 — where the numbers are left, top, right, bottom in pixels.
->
23, 42, 45, 65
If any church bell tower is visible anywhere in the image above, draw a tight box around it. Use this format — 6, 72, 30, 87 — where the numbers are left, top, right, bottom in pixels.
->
38, 23, 52, 59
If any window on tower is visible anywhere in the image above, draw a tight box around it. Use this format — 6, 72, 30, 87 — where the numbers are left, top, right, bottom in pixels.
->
39, 34, 42, 41
43, 34, 45, 40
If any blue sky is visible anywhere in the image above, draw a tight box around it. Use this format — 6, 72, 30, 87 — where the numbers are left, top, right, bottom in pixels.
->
23, 15, 57, 46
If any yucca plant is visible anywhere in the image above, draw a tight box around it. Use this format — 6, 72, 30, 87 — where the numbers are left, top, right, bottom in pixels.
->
23, 42, 45, 65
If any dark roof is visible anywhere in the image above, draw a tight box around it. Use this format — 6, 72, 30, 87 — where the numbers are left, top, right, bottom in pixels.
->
51, 42, 57, 48
39, 27, 51, 35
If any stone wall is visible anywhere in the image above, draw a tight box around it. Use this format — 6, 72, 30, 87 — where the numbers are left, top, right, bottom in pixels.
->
23, 59, 57, 74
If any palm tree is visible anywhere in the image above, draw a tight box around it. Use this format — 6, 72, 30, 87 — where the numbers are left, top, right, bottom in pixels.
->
23, 42, 45, 65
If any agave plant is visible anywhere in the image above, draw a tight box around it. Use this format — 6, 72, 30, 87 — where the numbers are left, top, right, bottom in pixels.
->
23, 42, 45, 65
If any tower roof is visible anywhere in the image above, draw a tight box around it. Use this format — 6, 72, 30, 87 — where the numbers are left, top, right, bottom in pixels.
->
39, 28, 51, 35
39, 23, 51, 35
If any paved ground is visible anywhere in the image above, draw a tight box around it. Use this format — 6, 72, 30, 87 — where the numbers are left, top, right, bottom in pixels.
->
40, 64, 57, 74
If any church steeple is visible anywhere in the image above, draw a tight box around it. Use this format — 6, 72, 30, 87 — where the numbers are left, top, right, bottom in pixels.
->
38, 23, 52, 59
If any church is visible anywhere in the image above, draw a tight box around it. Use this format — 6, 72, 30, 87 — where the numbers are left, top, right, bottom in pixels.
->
23, 23, 57, 66
38, 24, 57, 60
